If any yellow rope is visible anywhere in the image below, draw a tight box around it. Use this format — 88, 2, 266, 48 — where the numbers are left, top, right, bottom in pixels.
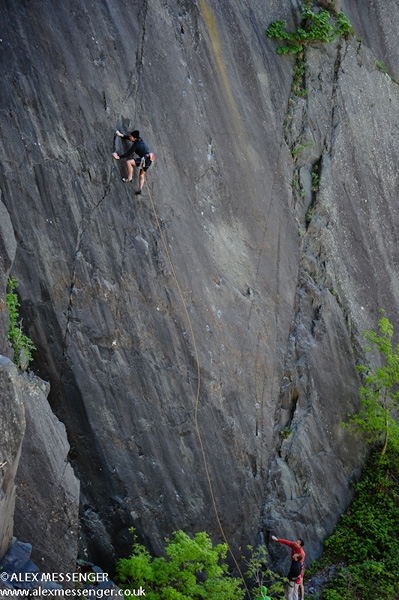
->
145, 179, 251, 599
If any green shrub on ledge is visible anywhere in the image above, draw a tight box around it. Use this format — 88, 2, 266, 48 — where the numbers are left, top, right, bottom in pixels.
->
6, 276, 36, 368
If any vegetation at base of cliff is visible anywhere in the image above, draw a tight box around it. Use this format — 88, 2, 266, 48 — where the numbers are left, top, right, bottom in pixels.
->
308, 313, 399, 598
344, 313, 399, 456
116, 529, 246, 599
307, 448, 399, 599
6, 276, 36, 368
265, 5, 353, 55
116, 530, 285, 600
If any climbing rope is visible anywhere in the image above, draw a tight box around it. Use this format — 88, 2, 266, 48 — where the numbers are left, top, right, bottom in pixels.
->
114, 121, 287, 598
145, 179, 251, 599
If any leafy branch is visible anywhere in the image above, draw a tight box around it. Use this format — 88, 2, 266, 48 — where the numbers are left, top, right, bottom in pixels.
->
245, 544, 285, 599
344, 314, 399, 456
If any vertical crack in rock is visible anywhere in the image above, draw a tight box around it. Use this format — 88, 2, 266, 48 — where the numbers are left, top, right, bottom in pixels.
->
126, 0, 149, 119
260, 34, 367, 563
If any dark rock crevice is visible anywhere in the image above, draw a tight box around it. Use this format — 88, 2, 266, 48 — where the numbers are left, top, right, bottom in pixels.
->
261, 30, 379, 563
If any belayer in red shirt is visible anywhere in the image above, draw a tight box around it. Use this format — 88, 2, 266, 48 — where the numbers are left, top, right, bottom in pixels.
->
272, 536, 305, 599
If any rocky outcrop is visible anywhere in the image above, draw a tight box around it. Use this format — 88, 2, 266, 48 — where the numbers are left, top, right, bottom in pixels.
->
0, 356, 79, 572
1, 0, 399, 571
0, 358, 26, 559
14, 372, 79, 574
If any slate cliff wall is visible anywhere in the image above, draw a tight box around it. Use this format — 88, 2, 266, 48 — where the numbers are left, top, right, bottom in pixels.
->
1, 0, 399, 572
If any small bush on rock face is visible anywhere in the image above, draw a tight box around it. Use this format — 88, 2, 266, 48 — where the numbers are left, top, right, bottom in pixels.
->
266, 5, 353, 55
6, 276, 36, 368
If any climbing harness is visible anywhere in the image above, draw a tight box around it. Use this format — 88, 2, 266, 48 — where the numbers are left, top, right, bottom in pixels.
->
139, 153, 155, 169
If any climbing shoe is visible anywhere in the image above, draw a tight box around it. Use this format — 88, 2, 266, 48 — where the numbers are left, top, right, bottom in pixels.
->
122, 178, 132, 183
135, 189, 142, 195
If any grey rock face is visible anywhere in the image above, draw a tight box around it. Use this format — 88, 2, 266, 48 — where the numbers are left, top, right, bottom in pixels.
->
1, 0, 399, 571
262, 19, 399, 564
0, 199, 17, 358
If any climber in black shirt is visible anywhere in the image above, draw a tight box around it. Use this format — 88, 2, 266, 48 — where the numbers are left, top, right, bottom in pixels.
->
112, 130, 154, 195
